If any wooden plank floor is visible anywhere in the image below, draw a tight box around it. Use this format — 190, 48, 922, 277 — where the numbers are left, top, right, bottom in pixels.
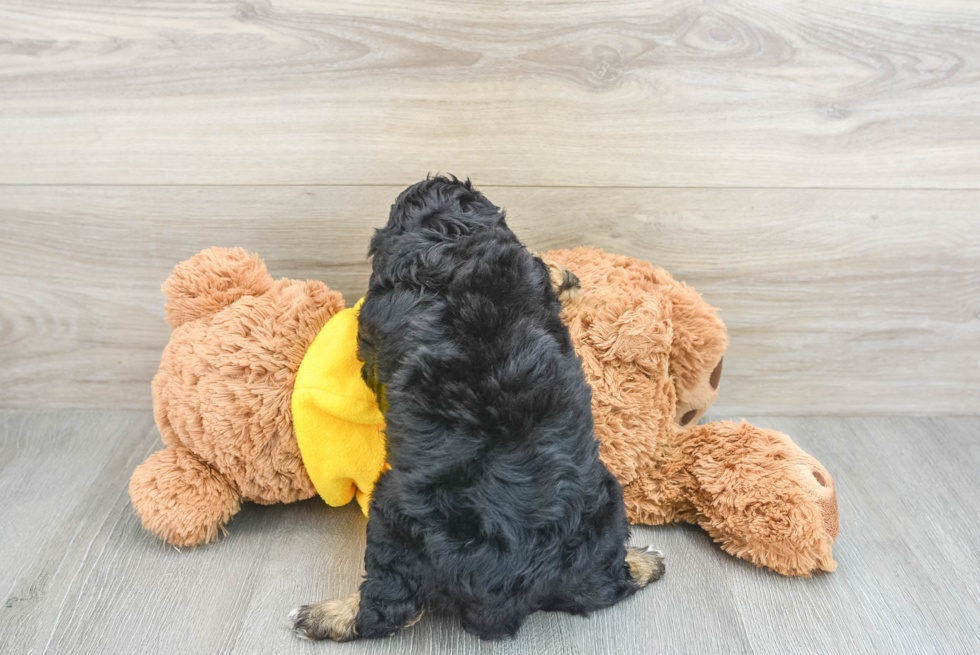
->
1, 410, 978, 654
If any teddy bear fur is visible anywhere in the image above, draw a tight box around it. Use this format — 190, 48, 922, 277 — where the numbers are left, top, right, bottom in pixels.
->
130, 246, 838, 576
548, 248, 838, 576
129, 248, 336, 546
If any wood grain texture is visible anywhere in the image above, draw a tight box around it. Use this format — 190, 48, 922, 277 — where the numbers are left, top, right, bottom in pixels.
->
2, 185, 977, 413
1, 0, 979, 186
1, 411, 978, 654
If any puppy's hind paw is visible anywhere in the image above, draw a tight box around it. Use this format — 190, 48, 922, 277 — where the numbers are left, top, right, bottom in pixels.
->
289, 592, 360, 642
626, 546, 665, 588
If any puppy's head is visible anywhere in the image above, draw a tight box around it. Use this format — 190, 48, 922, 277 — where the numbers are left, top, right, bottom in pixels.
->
372, 176, 501, 248
368, 176, 511, 288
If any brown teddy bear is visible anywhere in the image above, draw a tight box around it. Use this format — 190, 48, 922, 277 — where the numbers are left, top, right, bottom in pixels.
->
130, 246, 838, 576
130, 248, 340, 547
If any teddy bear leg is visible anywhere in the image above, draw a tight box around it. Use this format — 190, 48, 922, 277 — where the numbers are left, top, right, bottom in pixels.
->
129, 447, 241, 547
682, 421, 839, 576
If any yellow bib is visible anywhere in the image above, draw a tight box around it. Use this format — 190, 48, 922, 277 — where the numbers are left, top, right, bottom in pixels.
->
292, 298, 386, 515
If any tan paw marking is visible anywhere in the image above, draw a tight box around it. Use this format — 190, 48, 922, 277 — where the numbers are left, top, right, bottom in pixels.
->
626, 545, 665, 588
540, 257, 582, 304
290, 592, 360, 642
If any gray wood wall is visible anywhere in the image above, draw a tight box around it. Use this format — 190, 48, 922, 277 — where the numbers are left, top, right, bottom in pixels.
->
1, 0, 978, 414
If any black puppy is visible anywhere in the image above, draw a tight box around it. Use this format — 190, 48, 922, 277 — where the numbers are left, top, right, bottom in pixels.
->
290, 176, 663, 641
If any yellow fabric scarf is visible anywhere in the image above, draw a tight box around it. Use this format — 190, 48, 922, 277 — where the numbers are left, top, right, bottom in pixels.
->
292, 298, 386, 515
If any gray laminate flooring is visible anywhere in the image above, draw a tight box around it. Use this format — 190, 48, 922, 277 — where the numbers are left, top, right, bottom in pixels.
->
1, 411, 978, 654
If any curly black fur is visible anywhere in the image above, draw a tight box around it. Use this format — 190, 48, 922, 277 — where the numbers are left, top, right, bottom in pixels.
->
351, 176, 658, 640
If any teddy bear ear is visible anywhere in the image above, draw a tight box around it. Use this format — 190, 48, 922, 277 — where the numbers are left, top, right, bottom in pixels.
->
589, 293, 673, 377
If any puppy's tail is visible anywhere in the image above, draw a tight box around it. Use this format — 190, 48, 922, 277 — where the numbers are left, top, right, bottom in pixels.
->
162, 247, 273, 329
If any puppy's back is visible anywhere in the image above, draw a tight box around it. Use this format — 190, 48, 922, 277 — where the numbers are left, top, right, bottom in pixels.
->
358, 176, 628, 624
